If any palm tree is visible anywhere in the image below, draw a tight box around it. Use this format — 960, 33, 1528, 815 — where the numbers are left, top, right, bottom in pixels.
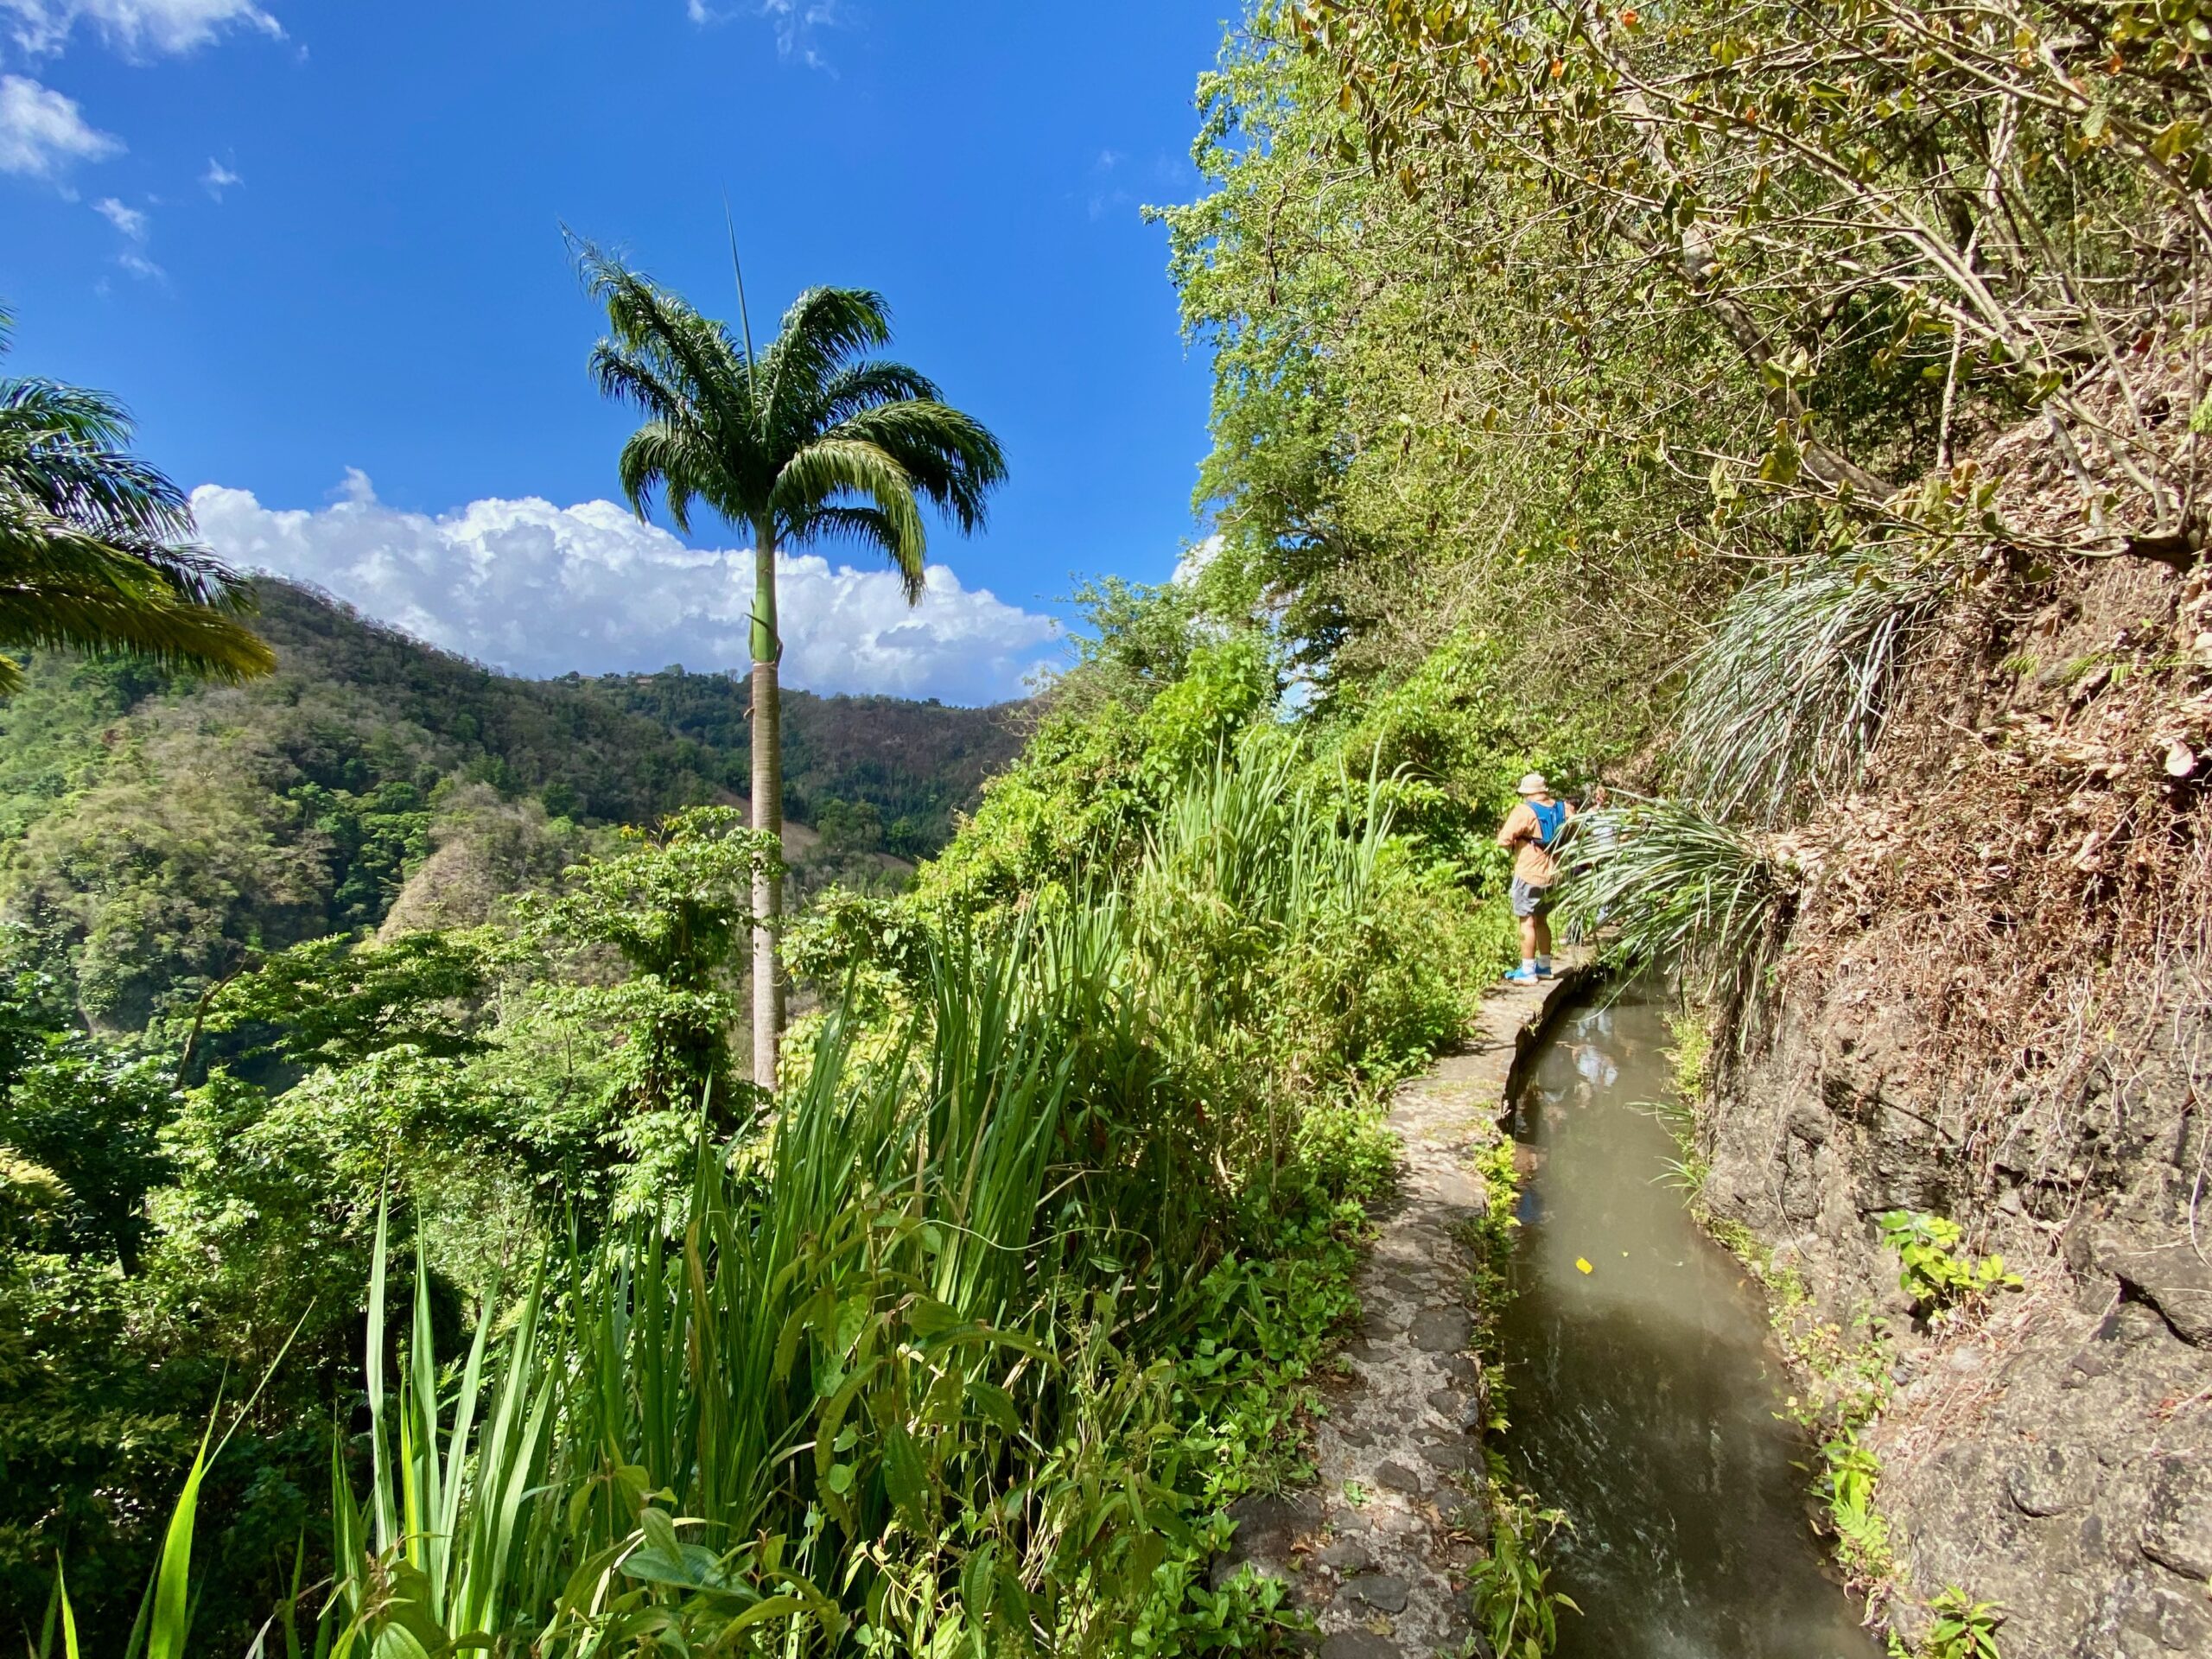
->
0, 309, 275, 695
582, 246, 1007, 1092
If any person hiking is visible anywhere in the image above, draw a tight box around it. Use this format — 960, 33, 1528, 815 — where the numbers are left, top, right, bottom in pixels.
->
1497, 772, 1573, 984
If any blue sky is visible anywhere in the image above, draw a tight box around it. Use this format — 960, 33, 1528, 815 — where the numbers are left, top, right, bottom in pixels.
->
0, 2, 1229, 702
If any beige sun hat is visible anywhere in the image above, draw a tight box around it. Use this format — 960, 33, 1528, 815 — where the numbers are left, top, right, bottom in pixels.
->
1516, 772, 1549, 797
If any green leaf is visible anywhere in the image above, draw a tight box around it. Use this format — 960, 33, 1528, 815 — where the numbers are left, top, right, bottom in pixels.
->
881, 1423, 932, 1533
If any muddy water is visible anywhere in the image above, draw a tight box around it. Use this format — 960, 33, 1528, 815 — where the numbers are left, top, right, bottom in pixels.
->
1496, 981, 1879, 1659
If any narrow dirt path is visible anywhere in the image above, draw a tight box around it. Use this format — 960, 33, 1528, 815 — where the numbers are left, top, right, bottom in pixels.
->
1215, 961, 1587, 1658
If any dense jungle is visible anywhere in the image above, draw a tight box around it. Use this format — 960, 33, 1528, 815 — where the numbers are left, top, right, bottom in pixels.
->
4, 1, 2210, 1655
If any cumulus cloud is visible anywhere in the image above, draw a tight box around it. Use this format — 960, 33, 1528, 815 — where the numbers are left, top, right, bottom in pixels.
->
2, 0, 282, 59
92, 193, 144, 237
191, 475, 1057, 705
0, 73, 120, 177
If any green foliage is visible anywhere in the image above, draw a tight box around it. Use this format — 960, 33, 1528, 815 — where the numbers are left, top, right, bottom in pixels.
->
1555, 802, 1800, 1033
1300, 0, 2207, 565
1462, 1491, 1579, 1659
912, 632, 1278, 917
0, 583, 1014, 1031
564, 665, 1022, 854
1878, 1211, 2024, 1322
1664, 1005, 1713, 1103
1923, 1587, 2006, 1659
202, 929, 493, 1067
0, 308, 275, 695
1815, 1435, 1895, 1584
1160, 10, 1735, 720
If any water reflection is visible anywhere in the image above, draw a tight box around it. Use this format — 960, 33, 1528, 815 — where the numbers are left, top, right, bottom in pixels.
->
1497, 982, 1879, 1659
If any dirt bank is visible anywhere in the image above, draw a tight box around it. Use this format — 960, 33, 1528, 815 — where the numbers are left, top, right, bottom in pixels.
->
1703, 550, 2212, 1656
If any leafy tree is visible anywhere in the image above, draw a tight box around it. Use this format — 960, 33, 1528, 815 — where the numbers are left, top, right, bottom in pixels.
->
201, 930, 496, 1070
0, 309, 275, 693
518, 805, 776, 1116
1296, 0, 2212, 567
579, 245, 1007, 1090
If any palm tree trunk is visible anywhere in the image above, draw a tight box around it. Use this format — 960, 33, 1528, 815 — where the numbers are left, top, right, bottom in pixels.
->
749, 524, 785, 1093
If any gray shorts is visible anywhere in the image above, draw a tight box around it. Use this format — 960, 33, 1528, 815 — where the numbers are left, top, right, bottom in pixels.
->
1510, 877, 1554, 918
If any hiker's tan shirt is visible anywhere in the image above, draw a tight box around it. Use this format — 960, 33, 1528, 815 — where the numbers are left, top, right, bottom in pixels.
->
1497, 799, 1570, 887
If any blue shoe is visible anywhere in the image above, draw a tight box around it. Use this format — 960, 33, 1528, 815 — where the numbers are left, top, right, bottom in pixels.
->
1535, 959, 1554, 978
1502, 967, 1541, 985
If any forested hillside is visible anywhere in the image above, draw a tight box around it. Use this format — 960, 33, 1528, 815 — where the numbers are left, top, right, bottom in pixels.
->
10, 0, 2210, 1654
0, 578, 1020, 1031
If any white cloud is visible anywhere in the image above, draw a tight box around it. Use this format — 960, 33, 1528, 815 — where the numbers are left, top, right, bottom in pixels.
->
0, 73, 120, 177
200, 155, 239, 197
92, 192, 144, 237
2, 0, 281, 59
115, 247, 162, 279
685, 0, 844, 71
1173, 532, 1224, 587
191, 475, 1058, 705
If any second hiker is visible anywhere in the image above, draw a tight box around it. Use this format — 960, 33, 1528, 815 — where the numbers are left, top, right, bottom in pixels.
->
1497, 772, 1573, 985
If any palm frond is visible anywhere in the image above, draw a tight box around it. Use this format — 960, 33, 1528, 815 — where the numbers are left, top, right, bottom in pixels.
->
579, 245, 756, 446
803, 505, 906, 563
756, 287, 894, 435
823, 399, 1006, 536
614, 419, 717, 534
0, 319, 274, 690
810, 360, 941, 429
772, 437, 930, 597
0, 379, 196, 543
0, 512, 274, 681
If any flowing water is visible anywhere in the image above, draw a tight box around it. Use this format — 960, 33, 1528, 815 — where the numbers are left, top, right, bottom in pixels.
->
1496, 980, 1880, 1659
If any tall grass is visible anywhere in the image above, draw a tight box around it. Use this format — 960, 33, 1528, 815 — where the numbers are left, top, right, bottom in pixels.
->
1676, 549, 1955, 824
316, 912, 1203, 1655
116, 736, 1459, 1656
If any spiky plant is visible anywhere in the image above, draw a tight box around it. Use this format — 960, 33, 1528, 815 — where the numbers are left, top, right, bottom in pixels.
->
578, 245, 1007, 1092
1555, 801, 1801, 1035
0, 309, 274, 694
1675, 549, 1956, 824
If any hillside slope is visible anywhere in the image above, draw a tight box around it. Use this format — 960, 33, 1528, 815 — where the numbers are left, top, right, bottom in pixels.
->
1701, 531, 2212, 1652
0, 580, 1025, 1028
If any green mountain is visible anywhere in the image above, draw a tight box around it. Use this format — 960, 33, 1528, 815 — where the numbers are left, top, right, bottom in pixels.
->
0, 578, 1025, 1030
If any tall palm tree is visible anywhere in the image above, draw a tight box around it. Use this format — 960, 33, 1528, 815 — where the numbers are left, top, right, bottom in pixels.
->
0, 309, 275, 695
582, 246, 1007, 1092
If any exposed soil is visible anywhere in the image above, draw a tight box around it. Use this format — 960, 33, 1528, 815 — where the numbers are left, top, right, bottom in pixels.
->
1706, 541, 2212, 1655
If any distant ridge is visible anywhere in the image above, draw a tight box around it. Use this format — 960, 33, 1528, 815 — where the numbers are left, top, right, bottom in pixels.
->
0, 579, 1028, 1028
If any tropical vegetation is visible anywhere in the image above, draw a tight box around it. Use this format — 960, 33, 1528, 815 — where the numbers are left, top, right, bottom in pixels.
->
581, 245, 1007, 1092
8, 0, 2204, 1648
0, 309, 273, 696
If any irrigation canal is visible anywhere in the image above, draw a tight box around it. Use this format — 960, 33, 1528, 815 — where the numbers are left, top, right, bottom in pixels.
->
1497, 980, 1880, 1658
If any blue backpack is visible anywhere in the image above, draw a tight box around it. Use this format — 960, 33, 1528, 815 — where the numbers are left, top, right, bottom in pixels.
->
1529, 798, 1569, 849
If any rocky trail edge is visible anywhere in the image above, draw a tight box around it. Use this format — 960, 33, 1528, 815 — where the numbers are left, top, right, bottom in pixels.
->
1215, 957, 1590, 1658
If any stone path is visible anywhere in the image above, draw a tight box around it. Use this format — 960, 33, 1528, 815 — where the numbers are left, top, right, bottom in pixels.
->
1215, 960, 1587, 1657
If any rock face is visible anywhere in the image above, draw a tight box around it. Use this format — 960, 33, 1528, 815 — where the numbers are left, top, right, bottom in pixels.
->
1706, 936, 2212, 1656
1690, 550, 2212, 1656
1210, 964, 1584, 1656
1707, 969, 2212, 1654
